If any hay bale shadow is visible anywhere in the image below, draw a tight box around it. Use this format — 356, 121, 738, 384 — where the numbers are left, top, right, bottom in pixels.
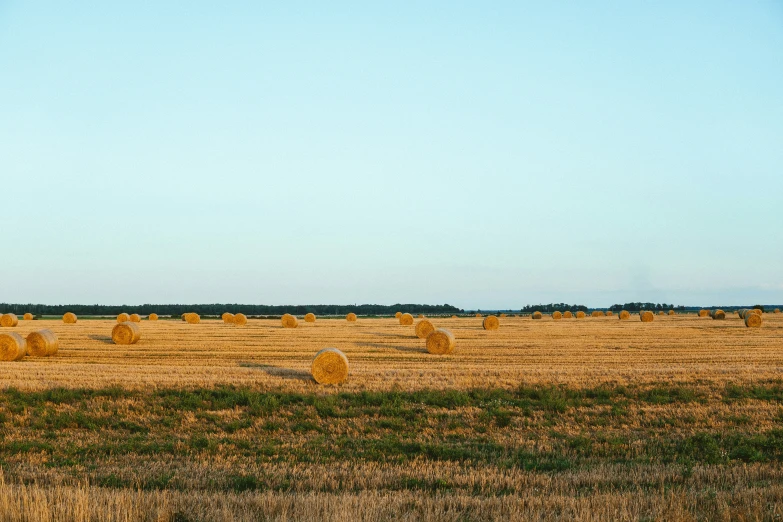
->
239, 362, 312, 381
88, 334, 114, 345
355, 342, 424, 354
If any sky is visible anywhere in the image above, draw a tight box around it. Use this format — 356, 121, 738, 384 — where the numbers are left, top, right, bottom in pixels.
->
1, 2, 782, 309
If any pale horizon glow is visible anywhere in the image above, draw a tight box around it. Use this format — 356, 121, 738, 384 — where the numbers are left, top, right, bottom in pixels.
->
1, 2, 782, 308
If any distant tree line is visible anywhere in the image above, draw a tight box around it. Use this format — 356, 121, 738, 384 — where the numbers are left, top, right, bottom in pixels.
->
520, 303, 588, 313
0, 303, 463, 317
609, 303, 683, 312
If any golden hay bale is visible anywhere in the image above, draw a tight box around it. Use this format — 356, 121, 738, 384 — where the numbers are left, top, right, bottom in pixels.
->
416, 319, 436, 338
112, 322, 141, 345
304, 313, 316, 323
23, 313, 33, 321
657, 311, 665, 316
234, 313, 248, 326
281, 314, 298, 328
475, 313, 482, 318
346, 313, 357, 322
668, 310, 675, 316
499, 313, 507, 318
606, 311, 613, 317
751, 309, 763, 316
619, 310, 631, 320
552, 311, 562, 320
26, 329, 58, 357
181, 313, 187, 321
117, 313, 130, 323
63, 312, 77, 324
451, 315, 458, 319
395, 312, 402, 319
418, 314, 424, 318
563, 311, 573, 319
744, 312, 762, 328
0, 332, 26, 361
710, 309, 726, 320
590, 311, 601, 318
483, 315, 500, 330
639, 310, 654, 322
774, 308, 780, 314
399, 313, 414, 326
698, 310, 709, 317
185, 313, 200, 324
532, 312, 542, 320
426, 328, 455, 355
0, 314, 19, 328
576, 311, 586, 319
311, 348, 349, 384
129, 314, 141, 323
148, 313, 158, 321
222, 312, 235, 324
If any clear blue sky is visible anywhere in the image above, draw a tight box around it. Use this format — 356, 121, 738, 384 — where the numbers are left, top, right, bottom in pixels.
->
1, 2, 781, 308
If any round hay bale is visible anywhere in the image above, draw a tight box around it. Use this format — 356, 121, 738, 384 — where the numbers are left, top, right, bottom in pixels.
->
475, 313, 482, 318
744, 312, 762, 328
394, 312, 402, 319
451, 315, 458, 319
416, 319, 436, 338
23, 313, 33, 321
399, 313, 414, 326
640, 310, 654, 322
234, 313, 248, 326
774, 308, 780, 314
148, 313, 158, 321
63, 312, 77, 324
281, 314, 298, 328
426, 328, 455, 355
222, 313, 235, 324
499, 313, 507, 318
668, 310, 675, 316
576, 311, 586, 319
185, 313, 200, 324
112, 322, 141, 345
304, 313, 316, 323
129, 314, 141, 323
26, 329, 58, 357
563, 311, 573, 319
311, 348, 349, 384
751, 308, 763, 316
531, 312, 542, 320
698, 310, 709, 317
346, 313, 357, 322
552, 311, 562, 320
482, 315, 500, 330
710, 309, 726, 320
0, 314, 19, 328
117, 313, 130, 323
181, 313, 187, 321
0, 332, 26, 361
619, 310, 631, 320
657, 311, 665, 316
590, 311, 601, 318
606, 311, 613, 317
417, 314, 424, 318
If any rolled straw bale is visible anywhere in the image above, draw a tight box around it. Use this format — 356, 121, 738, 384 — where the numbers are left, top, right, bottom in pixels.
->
23, 313, 33, 321
418, 314, 424, 318
591, 311, 602, 318
281, 314, 298, 328
117, 313, 130, 323
148, 313, 158, 321
416, 319, 436, 338
499, 313, 507, 318
668, 310, 675, 316
181, 314, 187, 321
129, 314, 141, 323
311, 348, 349, 384
426, 328, 455, 355
234, 313, 248, 326
698, 310, 709, 317
639, 310, 654, 322
0, 332, 26, 361
710, 309, 726, 320
737, 309, 748, 319
475, 313, 483, 318
751, 308, 763, 316
451, 315, 458, 319
26, 329, 58, 357
185, 313, 200, 324
563, 311, 573, 319
658, 311, 665, 316
304, 313, 316, 323
552, 311, 562, 320
483, 315, 500, 330
63, 313, 77, 324
395, 312, 402, 319
606, 311, 613, 317
346, 313, 357, 322
112, 322, 141, 345
744, 312, 762, 328
1, 314, 19, 328
576, 311, 586, 319
774, 308, 780, 314
619, 310, 631, 320
399, 313, 414, 326
532, 312, 542, 320
222, 313, 234, 324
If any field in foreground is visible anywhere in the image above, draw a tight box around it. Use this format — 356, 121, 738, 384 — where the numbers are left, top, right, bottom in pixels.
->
1, 314, 782, 521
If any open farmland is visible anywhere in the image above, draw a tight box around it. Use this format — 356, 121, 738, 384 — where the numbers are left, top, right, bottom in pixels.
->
1, 314, 783, 521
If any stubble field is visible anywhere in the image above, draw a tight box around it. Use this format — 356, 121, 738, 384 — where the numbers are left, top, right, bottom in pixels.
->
1, 313, 782, 521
